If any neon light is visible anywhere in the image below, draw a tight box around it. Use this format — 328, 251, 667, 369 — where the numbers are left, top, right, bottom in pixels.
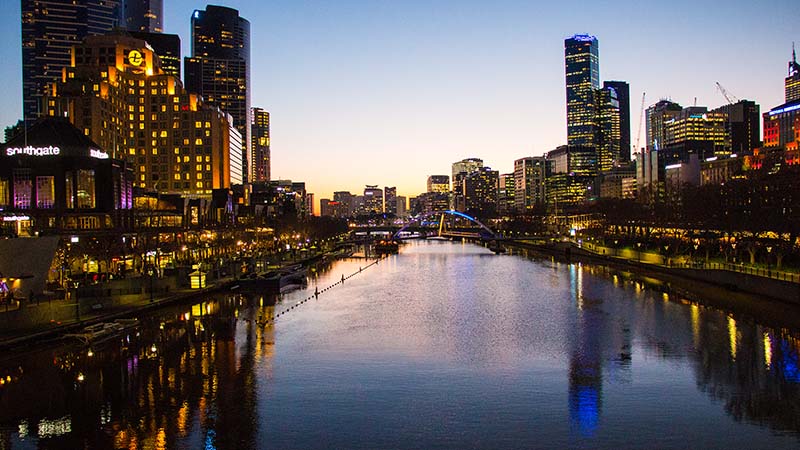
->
769, 103, 800, 116
570, 34, 596, 42
6, 146, 60, 157
2, 215, 30, 222
90, 149, 109, 159
665, 164, 682, 170
705, 157, 718, 162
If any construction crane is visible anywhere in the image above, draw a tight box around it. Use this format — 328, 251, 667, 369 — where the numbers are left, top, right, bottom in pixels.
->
634, 92, 646, 153
715, 82, 739, 104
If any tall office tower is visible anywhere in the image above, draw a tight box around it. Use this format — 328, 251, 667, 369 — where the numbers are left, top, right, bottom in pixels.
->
45, 34, 239, 196
711, 100, 760, 156
786, 44, 800, 103
21, 0, 121, 121
363, 185, 383, 214
595, 86, 621, 172
451, 158, 483, 211
661, 107, 729, 165
498, 173, 515, 216
250, 107, 270, 182
463, 167, 499, 217
396, 196, 407, 217
127, 31, 181, 77
427, 175, 449, 193
565, 35, 599, 147
122, 0, 162, 32
545, 145, 597, 208
384, 186, 397, 215
185, 6, 251, 182
645, 100, 683, 151
603, 81, 631, 161
513, 157, 547, 213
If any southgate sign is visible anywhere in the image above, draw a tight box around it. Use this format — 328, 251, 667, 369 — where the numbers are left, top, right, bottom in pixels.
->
6, 145, 60, 157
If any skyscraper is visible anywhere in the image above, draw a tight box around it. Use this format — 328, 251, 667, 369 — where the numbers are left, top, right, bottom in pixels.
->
786, 44, 800, 103
384, 186, 397, 215
21, 0, 121, 121
185, 6, 251, 182
595, 86, 621, 172
127, 31, 181, 77
514, 157, 547, 213
122, 0, 162, 33
603, 81, 631, 161
251, 107, 270, 182
565, 34, 599, 147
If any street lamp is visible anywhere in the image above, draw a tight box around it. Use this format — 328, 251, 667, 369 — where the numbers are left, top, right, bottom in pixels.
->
637, 242, 642, 262
767, 246, 773, 275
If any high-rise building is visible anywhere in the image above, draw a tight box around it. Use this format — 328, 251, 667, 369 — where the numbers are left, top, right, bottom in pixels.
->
513, 157, 547, 213
595, 86, 621, 172
646, 100, 683, 151
185, 6, 251, 182
786, 44, 800, 103
384, 186, 397, 215
603, 81, 631, 161
463, 167, 498, 217
427, 175, 450, 193
452, 158, 483, 211
21, 0, 121, 121
396, 196, 407, 217
250, 108, 270, 182
711, 100, 760, 156
122, 0, 162, 33
498, 173, 515, 216
127, 31, 181, 77
546, 145, 597, 209
44, 34, 239, 196
661, 107, 730, 164
363, 185, 382, 214
333, 191, 355, 216
565, 35, 599, 147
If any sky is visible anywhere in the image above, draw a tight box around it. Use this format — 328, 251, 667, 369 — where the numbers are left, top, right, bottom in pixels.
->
0, 0, 798, 206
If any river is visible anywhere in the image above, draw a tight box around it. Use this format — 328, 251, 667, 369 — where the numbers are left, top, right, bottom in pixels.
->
0, 240, 798, 449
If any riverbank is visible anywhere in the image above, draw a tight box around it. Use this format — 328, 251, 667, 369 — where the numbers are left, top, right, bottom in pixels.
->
502, 239, 800, 329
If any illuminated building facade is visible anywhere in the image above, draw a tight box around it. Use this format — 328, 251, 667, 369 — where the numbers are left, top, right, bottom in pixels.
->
513, 157, 547, 213
546, 145, 596, 209
498, 173, 515, 215
452, 158, 483, 211
565, 35, 599, 147
463, 167, 499, 217
661, 107, 730, 165
185, 6, 251, 182
786, 45, 800, 103
603, 81, 631, 161
44, 34, 239, 197
595, 86, 621, 172
762, 51, 800, 154
21, 0, 121, 121
127, 31, 181, 77
427, 175, 450, 193
250, 107, 270, 182
646, 100, 683, 152
363, 185, 383, 214
711, 100, 760, 156
122, 0, 162, 33
0, 117, 134, 235
384, 186, 397, 215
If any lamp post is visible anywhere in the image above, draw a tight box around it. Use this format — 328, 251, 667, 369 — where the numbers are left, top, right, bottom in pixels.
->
767, 246, 773, 276
664, 245, 670, 266
636, 242, 642, 262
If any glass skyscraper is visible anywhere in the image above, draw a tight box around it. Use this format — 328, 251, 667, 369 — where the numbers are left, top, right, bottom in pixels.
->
21, 0, 121, 121
185, 6, 251, 183
565, 34, 599, 147
122, 0, 162, 33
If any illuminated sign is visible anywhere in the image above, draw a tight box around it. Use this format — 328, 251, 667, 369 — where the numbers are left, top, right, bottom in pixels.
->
5, 146, 60, 157
2, 215, 30, 222
769, 103, 800, 116
90, 149, 109, 159
127, 49, 144, 67
571, 34, 596, 42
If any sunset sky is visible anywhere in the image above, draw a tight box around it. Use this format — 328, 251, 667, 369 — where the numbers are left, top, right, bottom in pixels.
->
0, 0, 797, 204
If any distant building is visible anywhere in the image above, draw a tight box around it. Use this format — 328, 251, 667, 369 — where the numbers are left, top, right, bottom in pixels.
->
452, 158, 483, 211
320, 198, 333, 217
711, 100, 760, 156
599, 164, 636, 199
646, 100, 683, 152
122, 0, 162, 33
786, 45, 800, 103
384, 187, 397, 215
546, 145, 597, 209
463, 167, 499, 217
701, 155, 743, 186
595, 85, 621, 171
333, 191, 355, 216
21, 0, 121, 121
660, 107, 730, 165
427, 175, 450, 193
396, 196, 407, 217
250, 108, 271, 182
498, 173, 515, 215
363, 185, 382, 214
603, 81, 631, 162
513, 157, 547, 213
565, 34, 599, 147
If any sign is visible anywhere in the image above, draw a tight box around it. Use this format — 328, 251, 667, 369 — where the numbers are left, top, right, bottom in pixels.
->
6, 146, 60, 157
89, 149, 109, 159
127, 49, 144, 67
2, 215, 30, 222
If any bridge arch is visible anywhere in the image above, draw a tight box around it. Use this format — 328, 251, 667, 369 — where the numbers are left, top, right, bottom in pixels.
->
393, 210, 499, 240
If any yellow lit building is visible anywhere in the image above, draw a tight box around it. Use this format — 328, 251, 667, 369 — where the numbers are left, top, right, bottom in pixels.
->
44, 34, 240, 197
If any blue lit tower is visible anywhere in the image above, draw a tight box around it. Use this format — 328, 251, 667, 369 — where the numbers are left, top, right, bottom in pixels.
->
565, 35, 600, 147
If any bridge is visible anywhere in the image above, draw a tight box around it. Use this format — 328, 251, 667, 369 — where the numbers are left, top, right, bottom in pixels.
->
392, 210, 500, 240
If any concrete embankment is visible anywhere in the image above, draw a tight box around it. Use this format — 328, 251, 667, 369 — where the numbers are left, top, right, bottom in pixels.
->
503, 240, 800, 329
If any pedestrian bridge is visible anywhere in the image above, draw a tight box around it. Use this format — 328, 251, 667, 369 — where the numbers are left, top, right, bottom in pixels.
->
393, 210, 502, 241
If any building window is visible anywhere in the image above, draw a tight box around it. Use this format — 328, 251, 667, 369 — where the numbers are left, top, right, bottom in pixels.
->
77, 170, 96, 209
65, 172, 74, 209
36, 176, 55, 209
0, 179, 8, 207
13, 169, 32, 209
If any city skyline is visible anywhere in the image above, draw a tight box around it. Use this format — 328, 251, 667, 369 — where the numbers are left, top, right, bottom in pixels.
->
0, 0, 797, 201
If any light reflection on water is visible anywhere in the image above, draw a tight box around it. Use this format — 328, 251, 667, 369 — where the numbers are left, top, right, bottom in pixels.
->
0, 240, 798, 449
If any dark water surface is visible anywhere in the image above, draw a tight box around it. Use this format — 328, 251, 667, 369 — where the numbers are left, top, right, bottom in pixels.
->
0, 240, 799, 449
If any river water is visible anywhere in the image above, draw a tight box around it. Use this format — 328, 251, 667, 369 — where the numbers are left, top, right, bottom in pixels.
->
0, 240, 799, 449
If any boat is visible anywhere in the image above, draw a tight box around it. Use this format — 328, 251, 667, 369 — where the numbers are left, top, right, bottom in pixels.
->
374, 239, 400, 254
65, 318, 139, 343
237, 265, 308, 293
